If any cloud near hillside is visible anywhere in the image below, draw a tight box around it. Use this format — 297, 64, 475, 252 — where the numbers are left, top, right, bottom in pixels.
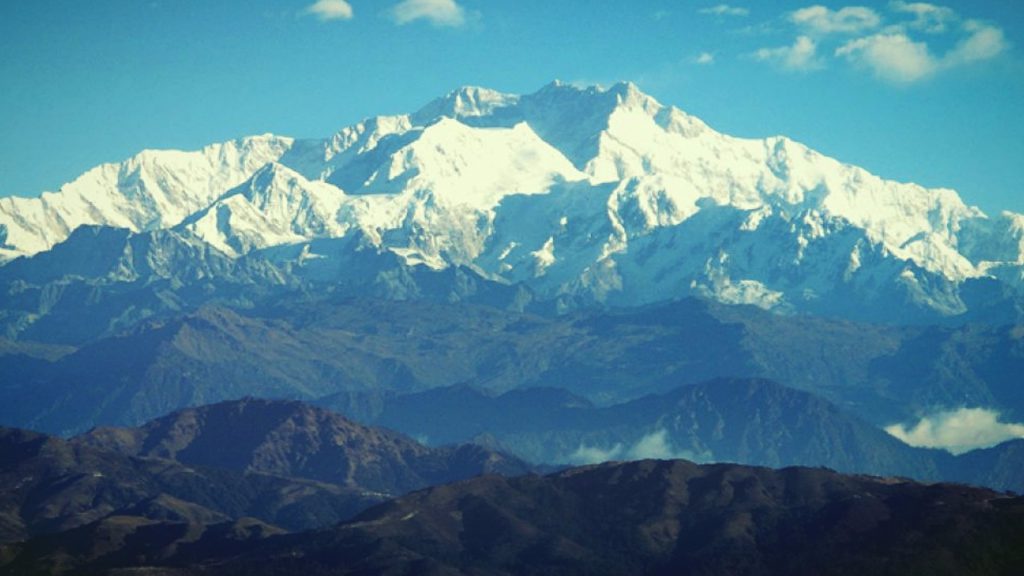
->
568, 429, 703, 464
886, 407, 1024, 454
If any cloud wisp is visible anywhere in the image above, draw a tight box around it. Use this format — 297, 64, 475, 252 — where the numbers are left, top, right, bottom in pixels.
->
835, 32, 936, 82
791, 5, 881, 35
391, 0, 466, 27
754, 35, 822, 71
749, 3, 1008, 83
890, 0, 957, 34
946, 20, 1009, 65
886, 407, 1024, 454
699, 4, 750, 18
836, 19, 1008, 84
567, 429, 700, 465
694, 52, 716, 65
303, 0, 354, 22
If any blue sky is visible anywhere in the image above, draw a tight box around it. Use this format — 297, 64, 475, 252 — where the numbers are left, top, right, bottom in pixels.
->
1, 0, 1021, 214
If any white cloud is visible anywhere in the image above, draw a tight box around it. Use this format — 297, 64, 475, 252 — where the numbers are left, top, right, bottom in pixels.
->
754, 35, 823, 71
569, 442, 624, 464
946, 20, 1008, 65
391, 0, 466, 27
792, 5, 881, 35
567, 429, 697, 465
886, 407, 1024, 454
699, 4, 750, 17
836, 32, 937, 83
304, 0, 353, 22
889, 1, 957, 34
694, 52, 715, 65
836, 20, 1008, 84
628, 429, 683, 460
754, 3, 1005, 83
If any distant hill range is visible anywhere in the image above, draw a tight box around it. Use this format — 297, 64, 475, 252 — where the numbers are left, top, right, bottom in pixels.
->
3, 298, 1022, 444
4, 458, 1022, 575
323, 377, 1023, 494
0, 398, 531, 546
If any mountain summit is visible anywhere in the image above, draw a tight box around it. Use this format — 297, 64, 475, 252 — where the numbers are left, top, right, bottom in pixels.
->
2, 81, 1022, 322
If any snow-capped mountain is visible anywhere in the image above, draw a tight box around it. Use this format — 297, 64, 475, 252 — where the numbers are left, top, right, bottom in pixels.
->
0, 136, 294, 260
1, 81, 1022, 320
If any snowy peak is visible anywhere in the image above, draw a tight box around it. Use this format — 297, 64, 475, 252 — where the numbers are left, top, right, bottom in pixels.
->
959, 211, 1024, 269
412, 86, 520, 124
2, 81, 1023, 322
0, 134, 294, 259
182, 118, 588, 261
605, 80, 662, 113
182, 162, 348, 258
530, 80, 656, 112
408, 80, 662, 126
405, 81, 687, 174
362, 117, 586, 207
320, 114, 415, 176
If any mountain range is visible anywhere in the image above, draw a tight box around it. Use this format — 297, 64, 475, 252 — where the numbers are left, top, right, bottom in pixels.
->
0, 398, 530, 547
4, 458, 1022, 575
2, 81, 1024, 333
4, 297, 1023, 442
3, 80, 1024, 574
327, 377, 1024, 493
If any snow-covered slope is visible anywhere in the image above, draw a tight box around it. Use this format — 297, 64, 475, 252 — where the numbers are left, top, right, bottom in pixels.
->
2, 81, 1021, 319
0, 135, 293, 260
182, 162, 350, 258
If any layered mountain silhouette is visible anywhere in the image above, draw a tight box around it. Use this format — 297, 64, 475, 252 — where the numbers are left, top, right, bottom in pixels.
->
332, 379, 939, 476
4, 459, 1022, 575
330, 377, 1024, 494
0, 426, 374, 542
4, 298, 1023, 442
3, 80, 1024, 574
0, 399, 530, 546
76, 397, 531, 494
